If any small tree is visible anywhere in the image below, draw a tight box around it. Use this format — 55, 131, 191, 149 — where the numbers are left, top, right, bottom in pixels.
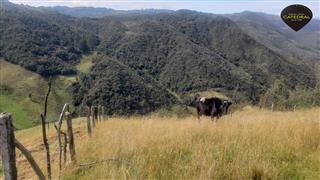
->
260, 79, 290, 111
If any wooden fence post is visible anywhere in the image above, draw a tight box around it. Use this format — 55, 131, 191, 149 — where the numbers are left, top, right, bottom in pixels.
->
85, 106, 92, 136
65, 112, 76, 162
98, 105, 102, 122
91, 106, 96, 128
94, 106, 98, 123
54, 103, 68, 179
40, 80, 52, 180
0, 113, 17, 180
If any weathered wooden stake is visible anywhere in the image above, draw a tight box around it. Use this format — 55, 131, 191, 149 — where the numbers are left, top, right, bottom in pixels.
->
0, 113, 17, 180
60, 131, 68, 164
91, 106, 96, 128
41, 80, 52, 180
85, 106, 92, 136
95, 106, 98, 123
65, 111, 76, 162
54, 103, 68, 179
95, 106, 99, 123
99, 105, 103, 121
97, 105, 101, 121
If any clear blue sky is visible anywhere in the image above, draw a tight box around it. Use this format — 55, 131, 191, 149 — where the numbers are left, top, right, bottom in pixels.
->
9, 0, 320, 18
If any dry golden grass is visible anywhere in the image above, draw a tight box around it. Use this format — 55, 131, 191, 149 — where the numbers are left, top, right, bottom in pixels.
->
2, 107, 319, 179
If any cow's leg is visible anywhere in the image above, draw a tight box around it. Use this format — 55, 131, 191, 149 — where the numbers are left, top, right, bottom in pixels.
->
216, 114, 222, 122
197, 112, 201, 123
211, 110, 216, 123
211, 115, 214, 122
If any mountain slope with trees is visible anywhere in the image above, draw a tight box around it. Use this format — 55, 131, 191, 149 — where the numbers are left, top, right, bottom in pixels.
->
226, 11, 320, 65
0, 2, 318, 116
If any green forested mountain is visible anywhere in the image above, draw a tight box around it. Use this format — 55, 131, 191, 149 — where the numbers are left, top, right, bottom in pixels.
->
0, 1, 318, 116
44, 6, 174, 17
226, 11, 320, 65
72, 55, 177, 115
0, 1, 100, 76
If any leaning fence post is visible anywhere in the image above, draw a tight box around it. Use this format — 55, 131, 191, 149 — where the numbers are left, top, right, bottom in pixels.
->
85, 106, 92, 136
54, 103, 68, 179
65, 111, 76, 162
0, 113, 17, 180
14, 139, 46, 180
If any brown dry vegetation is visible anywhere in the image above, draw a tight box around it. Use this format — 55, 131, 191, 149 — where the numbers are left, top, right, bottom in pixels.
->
1, 107, 319, 179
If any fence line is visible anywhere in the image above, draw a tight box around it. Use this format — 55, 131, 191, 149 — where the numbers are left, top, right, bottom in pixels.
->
1, 104, 106, 180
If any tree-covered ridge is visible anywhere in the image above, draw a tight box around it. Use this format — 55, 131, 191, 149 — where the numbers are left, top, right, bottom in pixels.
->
96, 11, 316, 102
71, 55, 177, 115
0, 2, 318, 115
0, 3, 99, 76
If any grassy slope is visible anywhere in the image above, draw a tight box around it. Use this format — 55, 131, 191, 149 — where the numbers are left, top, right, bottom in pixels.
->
75, 52, 96, 73
65, 108, 320, 179
3, 107, 319, 179
0, 94, 34, 128
0, 59, 74, 129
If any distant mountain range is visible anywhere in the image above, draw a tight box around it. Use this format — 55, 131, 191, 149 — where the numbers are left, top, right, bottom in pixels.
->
226, 11, 319, 65
43, 6, 174, 17
1, 1, 319, 115
37, 5, 320, 65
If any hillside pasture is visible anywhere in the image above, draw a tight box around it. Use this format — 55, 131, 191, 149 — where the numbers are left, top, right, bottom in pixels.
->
1, 107, 318, 179
0, 59, 74, 129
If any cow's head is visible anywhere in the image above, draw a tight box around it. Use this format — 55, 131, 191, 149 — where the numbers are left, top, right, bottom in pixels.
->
222, 100, 233, 114
200, 97, 206, 103
223, 100, 232, 106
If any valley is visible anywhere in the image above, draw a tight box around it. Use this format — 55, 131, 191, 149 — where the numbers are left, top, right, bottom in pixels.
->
1, 1, 319, 118
0, 1, 320, 179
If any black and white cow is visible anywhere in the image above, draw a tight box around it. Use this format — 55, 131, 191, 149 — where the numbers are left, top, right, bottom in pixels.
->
195, 97, 232, 122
